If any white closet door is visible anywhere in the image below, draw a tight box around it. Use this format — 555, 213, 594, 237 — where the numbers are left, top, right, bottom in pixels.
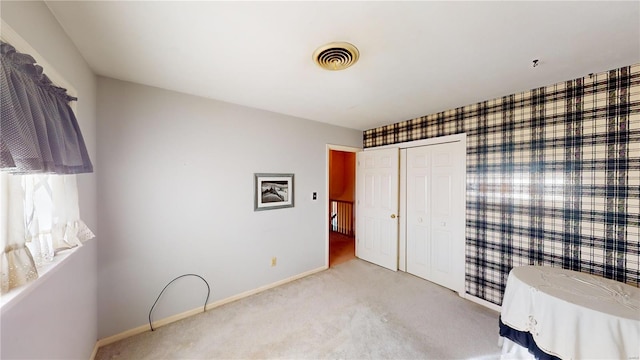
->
356, 148, 399, 271
406, 142, 465, 293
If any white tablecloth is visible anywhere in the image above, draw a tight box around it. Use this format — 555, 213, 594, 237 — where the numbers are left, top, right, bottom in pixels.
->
500, 266, 640, 359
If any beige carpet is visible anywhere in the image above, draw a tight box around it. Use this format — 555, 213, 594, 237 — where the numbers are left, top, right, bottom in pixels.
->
96, 259, 501, 359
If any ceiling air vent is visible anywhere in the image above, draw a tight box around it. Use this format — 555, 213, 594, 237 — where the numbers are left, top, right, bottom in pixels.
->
313, 42, 359, 71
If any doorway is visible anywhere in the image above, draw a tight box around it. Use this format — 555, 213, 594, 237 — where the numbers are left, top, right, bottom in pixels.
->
327, 146, 358, 267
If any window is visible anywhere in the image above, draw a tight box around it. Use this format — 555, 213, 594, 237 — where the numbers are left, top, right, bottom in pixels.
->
1, 23, 94, 297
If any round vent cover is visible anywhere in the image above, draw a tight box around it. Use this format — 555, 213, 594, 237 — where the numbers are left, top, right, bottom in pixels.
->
313, 42, 359, 71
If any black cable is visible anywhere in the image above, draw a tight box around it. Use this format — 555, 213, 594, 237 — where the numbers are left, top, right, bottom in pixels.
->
148, 273, 210, 331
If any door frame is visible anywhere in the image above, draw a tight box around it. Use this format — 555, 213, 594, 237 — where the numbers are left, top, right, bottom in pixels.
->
374, 133, 467, 294
325, 144, 361, 268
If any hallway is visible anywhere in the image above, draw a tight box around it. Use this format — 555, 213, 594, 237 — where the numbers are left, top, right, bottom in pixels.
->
329, 231, 355, 267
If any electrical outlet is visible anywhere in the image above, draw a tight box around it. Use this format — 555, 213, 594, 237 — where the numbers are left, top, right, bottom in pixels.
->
271, 257, 277, 267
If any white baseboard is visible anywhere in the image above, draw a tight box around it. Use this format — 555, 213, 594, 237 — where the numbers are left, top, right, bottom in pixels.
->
462, 293, 502, 313
91, 265, 327, 359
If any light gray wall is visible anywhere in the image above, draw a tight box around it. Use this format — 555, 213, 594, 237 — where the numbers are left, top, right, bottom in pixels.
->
0, 1, 98, 359
96, 77, 362, 338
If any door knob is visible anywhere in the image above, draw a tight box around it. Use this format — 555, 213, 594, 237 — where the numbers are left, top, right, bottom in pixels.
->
390, 214, 396, 219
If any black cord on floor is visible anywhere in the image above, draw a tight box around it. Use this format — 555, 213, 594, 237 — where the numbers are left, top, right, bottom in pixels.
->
148, 274, 210, 331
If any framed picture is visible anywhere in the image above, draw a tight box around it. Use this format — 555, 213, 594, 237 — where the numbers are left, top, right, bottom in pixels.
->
254, 173, 294, 211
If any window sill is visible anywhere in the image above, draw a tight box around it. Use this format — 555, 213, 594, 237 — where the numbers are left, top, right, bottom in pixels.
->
0, 246, 80, 314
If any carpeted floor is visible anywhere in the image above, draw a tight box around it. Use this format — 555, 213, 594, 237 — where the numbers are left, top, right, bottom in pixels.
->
96, 259, 501, 360
329, 231, 355, 267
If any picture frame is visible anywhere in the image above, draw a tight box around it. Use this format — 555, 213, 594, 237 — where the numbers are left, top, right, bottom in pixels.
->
254, 173, 294, 211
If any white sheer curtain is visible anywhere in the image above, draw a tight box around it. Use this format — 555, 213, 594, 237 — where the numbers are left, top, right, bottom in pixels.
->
0, 172, 37, 293
0, 173, 94, 294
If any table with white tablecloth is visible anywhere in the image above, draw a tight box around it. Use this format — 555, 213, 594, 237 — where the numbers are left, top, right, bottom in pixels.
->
499, 266, 640, 359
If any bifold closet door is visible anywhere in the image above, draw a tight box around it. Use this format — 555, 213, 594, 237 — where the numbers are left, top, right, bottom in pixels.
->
406, 142, 464, 293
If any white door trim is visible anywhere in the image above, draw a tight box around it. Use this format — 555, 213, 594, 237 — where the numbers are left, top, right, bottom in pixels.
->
325, 144, 361, 268
369, 133, 467, 151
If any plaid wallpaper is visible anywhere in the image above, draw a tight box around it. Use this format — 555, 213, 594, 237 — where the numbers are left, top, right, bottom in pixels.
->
364, 64, 640, 305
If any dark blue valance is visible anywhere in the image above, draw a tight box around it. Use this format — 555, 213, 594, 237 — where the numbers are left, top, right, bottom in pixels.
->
1, 41, 92, 174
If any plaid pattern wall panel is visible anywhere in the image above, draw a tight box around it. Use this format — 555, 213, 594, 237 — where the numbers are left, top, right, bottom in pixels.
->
364, 64, 639, 305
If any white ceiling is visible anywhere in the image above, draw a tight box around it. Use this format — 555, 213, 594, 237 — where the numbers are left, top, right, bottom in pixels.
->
46, 1, 640, 131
